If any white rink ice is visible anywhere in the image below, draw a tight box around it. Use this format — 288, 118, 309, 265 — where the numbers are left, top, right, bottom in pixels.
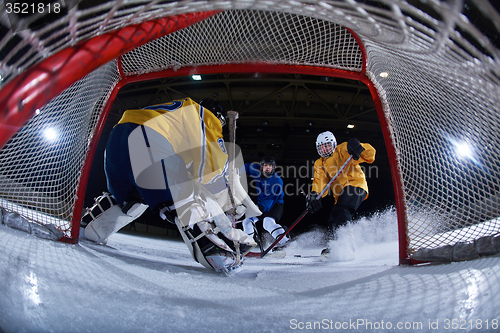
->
1, 208, 500, 333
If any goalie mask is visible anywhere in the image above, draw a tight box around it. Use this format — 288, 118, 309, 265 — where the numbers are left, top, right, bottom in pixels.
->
260, 155, 276, 177
316, 131, 337, 158
200, 98, 226, 126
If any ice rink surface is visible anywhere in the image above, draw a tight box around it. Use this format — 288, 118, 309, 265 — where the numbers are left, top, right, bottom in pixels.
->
1, 208, 500, 332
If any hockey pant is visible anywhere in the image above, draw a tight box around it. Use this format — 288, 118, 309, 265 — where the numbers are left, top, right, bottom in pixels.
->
326, 185, 367, 239
242, 203, 288, 246
105, 122, 193, 214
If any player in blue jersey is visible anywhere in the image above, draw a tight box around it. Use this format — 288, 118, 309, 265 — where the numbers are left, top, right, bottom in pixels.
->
241, 156, 290, 249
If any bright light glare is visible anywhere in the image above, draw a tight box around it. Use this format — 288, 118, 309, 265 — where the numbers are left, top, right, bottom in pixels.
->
347, 124, 355, 129
450, 138, 479, 164
455, 141, 473, 158
192, 74, 202, 80
445, 135, 480, 165
379, 72, 389, 78
43, 127, 58, 142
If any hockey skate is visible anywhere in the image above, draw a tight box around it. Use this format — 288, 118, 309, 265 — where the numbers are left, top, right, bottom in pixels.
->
270, 224, 291, 251
272, 236, 291, 252
321, 247, 330, 258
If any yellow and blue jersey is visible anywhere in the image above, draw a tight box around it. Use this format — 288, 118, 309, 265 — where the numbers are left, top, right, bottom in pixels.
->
117, 97, 228, 186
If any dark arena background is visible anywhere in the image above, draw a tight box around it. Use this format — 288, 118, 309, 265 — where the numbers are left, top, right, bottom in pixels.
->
82, 73, 395, 237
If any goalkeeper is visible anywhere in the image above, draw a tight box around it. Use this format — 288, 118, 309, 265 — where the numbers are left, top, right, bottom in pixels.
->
306, 131, 376, 255
83, 97, 258, 274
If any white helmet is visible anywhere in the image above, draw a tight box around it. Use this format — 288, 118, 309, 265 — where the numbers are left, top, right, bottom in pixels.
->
316, 131, 337, 158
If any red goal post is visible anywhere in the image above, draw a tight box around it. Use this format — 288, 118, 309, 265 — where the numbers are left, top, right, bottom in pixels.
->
0, 2, 499, 265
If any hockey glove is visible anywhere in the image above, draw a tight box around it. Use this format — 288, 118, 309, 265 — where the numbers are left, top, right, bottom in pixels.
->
306, 191, 322, 214
347, 138, 364, 160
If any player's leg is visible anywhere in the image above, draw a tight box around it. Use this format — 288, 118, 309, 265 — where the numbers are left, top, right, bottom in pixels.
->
326, 186, 367, 236
84, 124, 149, 243
242, 217, 258, 238
322, 186, 367, 255
174, 190, 257, 273
83, 192, 148, 244
261, 203, 289, 246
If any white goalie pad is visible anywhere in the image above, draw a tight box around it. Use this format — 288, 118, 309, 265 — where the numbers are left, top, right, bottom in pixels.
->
230, 174, 262, 219
213, 188, 251, 220
214, 171, 261, 219
175, 217, 250, 275
174, 187, 257, 274
177, 191, 257, 249
84, 197, 148, 244
206, 142, 261, 219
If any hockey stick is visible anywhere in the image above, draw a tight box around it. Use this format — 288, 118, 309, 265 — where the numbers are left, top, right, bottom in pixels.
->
226, 111, 239, 220
251, 218, 265, 253
225, 110, 241, 265
260, 155, 353, 258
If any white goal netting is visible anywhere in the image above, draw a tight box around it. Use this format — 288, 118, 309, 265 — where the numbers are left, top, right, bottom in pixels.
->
0, 0, 499, 263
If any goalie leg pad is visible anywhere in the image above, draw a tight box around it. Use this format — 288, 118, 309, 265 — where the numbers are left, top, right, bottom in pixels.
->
202, 194, 257, 251
174, 217, 234, 272
175, 216, 253, 274
177, 195, 257, 252
83, 193, 148, 244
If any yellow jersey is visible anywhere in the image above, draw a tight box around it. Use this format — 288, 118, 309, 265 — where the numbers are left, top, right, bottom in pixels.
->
117, 97, 228, 185
312, 142, 376, 202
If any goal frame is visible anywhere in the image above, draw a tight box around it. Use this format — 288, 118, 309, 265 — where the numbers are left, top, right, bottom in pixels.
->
0, 15, 406, 261
5, 6, 494, 264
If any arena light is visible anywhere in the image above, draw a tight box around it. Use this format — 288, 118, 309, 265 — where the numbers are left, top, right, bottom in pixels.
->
347, 124, 355, 128
191, 74, 202, 80
43, 127, 58, 142
448, 137, 479, 164
454, 141, 473, 158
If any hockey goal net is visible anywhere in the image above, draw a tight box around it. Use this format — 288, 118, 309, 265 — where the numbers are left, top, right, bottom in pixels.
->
0, 1, 499, 264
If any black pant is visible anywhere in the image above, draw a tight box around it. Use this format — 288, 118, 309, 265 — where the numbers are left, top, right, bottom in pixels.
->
255, 202, 284, 234
327, 186, 367, 238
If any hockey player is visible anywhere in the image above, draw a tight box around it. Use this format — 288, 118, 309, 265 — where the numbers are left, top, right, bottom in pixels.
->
306, 131, 376, 255
83, 97, 258, 274
241, 156, 290, 250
